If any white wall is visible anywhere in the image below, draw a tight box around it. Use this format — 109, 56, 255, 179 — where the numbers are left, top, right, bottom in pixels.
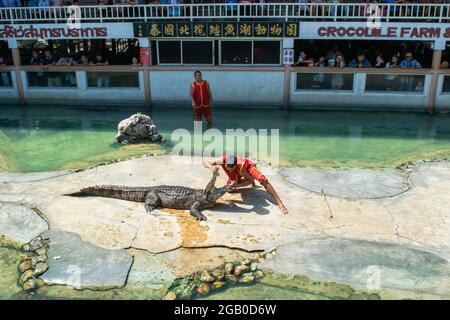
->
21, 71, 145, 105
435, 74, 450, 111
0, 71, 19, 102
150, 70, 284, 107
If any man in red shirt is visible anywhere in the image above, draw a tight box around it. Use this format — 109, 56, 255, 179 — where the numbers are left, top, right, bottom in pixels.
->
203, 155, 289, 215
189, 70, 213, 126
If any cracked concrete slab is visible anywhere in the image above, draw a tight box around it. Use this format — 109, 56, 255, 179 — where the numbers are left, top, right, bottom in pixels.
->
0, 203, 48, 243
41, 229, 133, 290
280, 167, 409, 199
261, 238, 450, 298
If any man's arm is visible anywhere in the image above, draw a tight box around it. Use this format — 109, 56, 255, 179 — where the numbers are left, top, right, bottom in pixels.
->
207, 82, 213, 105
240, 167, 288, 214
189, 84, 195, 107
202, 157, 224, 174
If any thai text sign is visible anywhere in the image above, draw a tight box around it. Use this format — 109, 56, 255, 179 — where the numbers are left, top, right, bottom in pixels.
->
134, 22, 299, 38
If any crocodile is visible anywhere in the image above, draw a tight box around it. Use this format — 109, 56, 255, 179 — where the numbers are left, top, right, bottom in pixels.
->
67, 172, 233, 221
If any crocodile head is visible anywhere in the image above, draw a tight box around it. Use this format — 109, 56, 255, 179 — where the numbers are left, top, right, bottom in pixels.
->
203, 171, 235, 205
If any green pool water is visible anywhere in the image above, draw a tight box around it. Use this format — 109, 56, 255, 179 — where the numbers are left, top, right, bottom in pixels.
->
1, 104, 450, 172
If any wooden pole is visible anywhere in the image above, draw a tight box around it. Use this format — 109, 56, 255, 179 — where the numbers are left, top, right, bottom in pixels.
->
427, 49, 442, 114
11, 48, 26, 105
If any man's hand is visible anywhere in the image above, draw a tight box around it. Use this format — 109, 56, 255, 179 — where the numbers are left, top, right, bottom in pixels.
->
278, 203, 288, 215
210, 164, 220, 174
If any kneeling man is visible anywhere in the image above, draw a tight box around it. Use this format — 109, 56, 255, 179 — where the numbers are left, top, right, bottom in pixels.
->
202, 155, 288, 215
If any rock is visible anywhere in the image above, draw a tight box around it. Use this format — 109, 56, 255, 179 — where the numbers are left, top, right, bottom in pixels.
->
115, 113, 163, 144
257, 257, 265, 264
163, 292, 177, 300
0, 204, 48, 244
18, 260, 33, 272
196, 283, 210, 296
35, 247, 47, 256
211, 268, 225, 281
34, 278, 46, 288
20, 252, 33, 261
234, 264, 249, 276
32, 254, 47, 266
22, 279, 36, 291
211, 281, 226, 290
224, 263, 234, 274
239, 273, 255, 284
242, 259, 251, 265
22, 244, 30, 252
28, 237, 44, 251
199, 271, 215, 283
225, 274, 237, 284
265, 253, 273, 260
254, 270, 265, 279
40, 229, 133, 290
34, 262, 48, 276
178, 282, 196, 300
19, 270, 34, 284
250, 262, 258, 272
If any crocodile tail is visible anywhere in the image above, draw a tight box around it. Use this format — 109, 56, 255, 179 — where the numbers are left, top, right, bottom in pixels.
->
66, 185, 149, 202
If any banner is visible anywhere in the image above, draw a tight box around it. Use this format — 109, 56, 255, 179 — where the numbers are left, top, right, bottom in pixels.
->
283, 48, 294, 65
299, 22, 450, 41
133, 22, 299, 38
139, 48, 150, 65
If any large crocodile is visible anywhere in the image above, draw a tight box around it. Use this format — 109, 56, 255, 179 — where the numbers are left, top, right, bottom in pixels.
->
67, 172, 233, 221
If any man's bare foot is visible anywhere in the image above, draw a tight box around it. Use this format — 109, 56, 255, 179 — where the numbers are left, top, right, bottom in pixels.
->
278, 203, 288, 215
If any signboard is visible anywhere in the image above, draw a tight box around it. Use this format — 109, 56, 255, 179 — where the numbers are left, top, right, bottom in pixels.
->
139, 47, 150, 65
0, 23, 133, 40
283, 48, 294, 65
133, 22, 299, 38
300, 22, 450, 41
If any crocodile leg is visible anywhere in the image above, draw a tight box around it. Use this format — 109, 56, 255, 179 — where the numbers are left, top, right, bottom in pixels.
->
190, 201, 207, 221
144, 191, 161, 213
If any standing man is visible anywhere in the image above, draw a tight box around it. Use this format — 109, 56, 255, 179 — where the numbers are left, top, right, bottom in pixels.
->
189, 70, 213, 127
202, 155, 289, 215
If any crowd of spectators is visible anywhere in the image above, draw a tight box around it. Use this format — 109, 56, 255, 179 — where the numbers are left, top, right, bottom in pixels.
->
293, 47, 428, 91
1, 0, 449, 8
21, 47, 141, 87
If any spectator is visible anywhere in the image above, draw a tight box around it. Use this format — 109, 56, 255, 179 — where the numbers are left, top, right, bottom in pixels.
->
28, 0, 39, 6
0, 55, 11, 87
385, 55, 399, 91
399, 52, 421, 91
293, 51, 314, 66
90, 53, 110, 87
131, 57, 141, 66
2, 0, 22, 7
348, 53, 372, 68
312, 55, 326, 89
399, 52, 421, 69
90, 53, 109, 66
330, 53, 345, 90
41, 49, 56, 66
374, 55, 385, 68
76, 54, 90, 66
326, 44, 342, 61
56, 53, 74, 66
29, 50, 42, 65
314, 55, 327, 67
41, 49, 62, 87
38, 0, 50, 7
56, 53, 76, 85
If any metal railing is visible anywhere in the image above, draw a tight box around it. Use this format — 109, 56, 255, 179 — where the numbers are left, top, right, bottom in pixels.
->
0, 3, 449, 24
